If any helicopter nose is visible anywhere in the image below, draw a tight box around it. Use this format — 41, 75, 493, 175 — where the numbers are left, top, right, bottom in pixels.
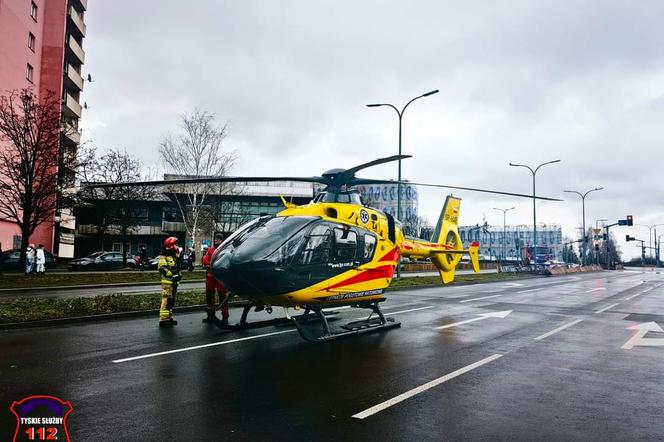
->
210, 248, 274, 296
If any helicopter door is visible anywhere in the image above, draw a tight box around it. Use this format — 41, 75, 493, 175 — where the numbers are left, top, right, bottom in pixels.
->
385, 213, 396, 243
297, 223, 334, 284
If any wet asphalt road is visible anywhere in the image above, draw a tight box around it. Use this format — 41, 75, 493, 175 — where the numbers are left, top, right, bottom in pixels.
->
1, 270, 663, 441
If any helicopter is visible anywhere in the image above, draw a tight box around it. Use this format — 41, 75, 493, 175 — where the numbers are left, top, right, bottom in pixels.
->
89, 155, 559, 342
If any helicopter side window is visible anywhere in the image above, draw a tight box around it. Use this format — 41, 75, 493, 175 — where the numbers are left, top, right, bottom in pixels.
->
299, 224, 332, 265
363, 234, 377, 261
332, 227, 357, 263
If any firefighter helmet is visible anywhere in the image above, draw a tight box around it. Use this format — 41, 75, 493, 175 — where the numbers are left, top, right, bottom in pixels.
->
164, 236, 179, 250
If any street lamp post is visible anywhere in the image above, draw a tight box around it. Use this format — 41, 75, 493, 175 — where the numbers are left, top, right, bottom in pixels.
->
563, 187, 603, 266
493, 206, 515, 262
636, 224, 664, 263
509, 160, 560, 269
368, 89, 439, 278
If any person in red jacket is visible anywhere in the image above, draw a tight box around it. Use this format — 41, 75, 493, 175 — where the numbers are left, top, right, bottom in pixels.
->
202, 233, 229, 325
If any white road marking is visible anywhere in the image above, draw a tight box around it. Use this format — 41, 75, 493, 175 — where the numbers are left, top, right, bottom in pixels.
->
624, 292, 643, 301
112, 330, 297, 363
517, 288, 539, 294
322, 306, 351, 312
385, 306, 435, 316
459, 294, 502, 303
622, 322, 664, 349
534, 319, 584, 341
586, 287, 606, 293
595, 303, 620, 314
352, 354, 503, 419
436, 310, 512, 330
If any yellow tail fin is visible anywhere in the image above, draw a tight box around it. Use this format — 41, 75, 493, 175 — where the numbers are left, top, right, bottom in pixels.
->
428, 196, 481, 283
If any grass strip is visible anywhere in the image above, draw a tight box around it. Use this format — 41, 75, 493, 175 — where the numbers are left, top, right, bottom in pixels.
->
0, 272, 535, 324
0, 290, 207, 323
0, 270, 205, 290
389, 271, 535, 288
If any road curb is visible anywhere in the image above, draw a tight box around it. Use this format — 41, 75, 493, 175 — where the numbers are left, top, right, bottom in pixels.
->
0, 279, 206, 293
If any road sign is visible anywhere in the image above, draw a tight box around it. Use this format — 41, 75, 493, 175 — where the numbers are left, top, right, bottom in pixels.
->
592, 228, 601, 235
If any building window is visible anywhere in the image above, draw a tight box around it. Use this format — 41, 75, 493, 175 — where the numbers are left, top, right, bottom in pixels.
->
28, 33, 36, 51
26, 64, 34, 82
30, 2, 38, 21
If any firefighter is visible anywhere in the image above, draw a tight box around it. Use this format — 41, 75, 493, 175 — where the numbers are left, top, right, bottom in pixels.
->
202, 233, 229, 325
158, 236, 181, 327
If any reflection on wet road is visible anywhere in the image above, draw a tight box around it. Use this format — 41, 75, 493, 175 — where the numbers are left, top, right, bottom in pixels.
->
1, 270, 663, 440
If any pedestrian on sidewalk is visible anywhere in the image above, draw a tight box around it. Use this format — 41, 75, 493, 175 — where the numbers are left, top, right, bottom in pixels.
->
25, 244, 35, 275
189, 247, 196, 271
35, 244, 46, 275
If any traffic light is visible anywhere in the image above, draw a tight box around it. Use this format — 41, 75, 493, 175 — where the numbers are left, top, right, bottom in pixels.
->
626, 235, 635, 242
627, 215, 633, 226
602, 233, 608, 241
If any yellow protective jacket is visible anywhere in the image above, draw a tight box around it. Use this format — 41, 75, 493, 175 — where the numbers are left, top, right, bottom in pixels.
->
158, 254, 180, 285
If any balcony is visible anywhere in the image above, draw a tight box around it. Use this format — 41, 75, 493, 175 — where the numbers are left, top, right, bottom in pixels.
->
62, 93, 81, 119
65, 64, 84, 92
74, 0, 87, 11
61, 121, 81, 145
162, 221, 186, 232
67, 6, 86, 38
67, 36, 85, 64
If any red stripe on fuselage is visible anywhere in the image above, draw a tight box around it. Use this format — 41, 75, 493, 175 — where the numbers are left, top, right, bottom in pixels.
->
379, 247, 400, 262
324, 265, 395, 291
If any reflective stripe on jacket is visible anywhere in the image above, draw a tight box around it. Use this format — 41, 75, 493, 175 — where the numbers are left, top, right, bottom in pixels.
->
159, 254, 180, 285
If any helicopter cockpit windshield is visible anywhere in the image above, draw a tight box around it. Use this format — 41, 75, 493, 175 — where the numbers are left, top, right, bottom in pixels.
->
313, 191, 362, 205
217, 216, 318, 263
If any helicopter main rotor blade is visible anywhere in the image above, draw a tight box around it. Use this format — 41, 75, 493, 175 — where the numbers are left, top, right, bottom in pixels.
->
352, 179, 562, 201
339, 154, 412, 178
84, 176, 329, 189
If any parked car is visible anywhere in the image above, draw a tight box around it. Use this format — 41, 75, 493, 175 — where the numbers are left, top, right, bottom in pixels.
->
67, 251, 131, 271
131, 254, 192, 270
1, 248, 57, 271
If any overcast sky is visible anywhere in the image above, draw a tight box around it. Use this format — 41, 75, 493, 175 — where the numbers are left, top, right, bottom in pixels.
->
80, 0, 664, 260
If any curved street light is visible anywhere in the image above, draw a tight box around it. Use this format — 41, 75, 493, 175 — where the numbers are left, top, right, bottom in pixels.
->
509, 159, 560, 267
367, 89, 439, 277
493, 206, 515, 262
563, 187, 603, 265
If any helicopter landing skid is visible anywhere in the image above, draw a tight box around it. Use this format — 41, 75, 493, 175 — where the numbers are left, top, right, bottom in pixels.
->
213, 302, 340, 331
292, 300, 401, 342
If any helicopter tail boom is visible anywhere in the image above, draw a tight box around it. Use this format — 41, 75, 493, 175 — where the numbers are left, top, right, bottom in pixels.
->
401, 195, 480, 284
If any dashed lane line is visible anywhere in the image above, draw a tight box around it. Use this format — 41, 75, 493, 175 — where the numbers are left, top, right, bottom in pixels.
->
112, 330, 298, 363
595, 303, 620, 314
352, 354, 504, 419
586, 287, 606, 293
459, 294, 502, 303
384, 306, 435, 316
534, 319, 584, 341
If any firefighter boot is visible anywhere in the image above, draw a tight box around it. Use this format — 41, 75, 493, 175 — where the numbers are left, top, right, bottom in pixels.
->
202, 308, 220, 324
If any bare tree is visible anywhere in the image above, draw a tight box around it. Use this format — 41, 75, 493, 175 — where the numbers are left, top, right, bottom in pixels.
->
159, 109, 236, 250
0, 89, 77, 264
79, 147, 156, 265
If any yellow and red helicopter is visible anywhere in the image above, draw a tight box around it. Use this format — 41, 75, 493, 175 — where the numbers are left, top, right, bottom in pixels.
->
90, 155, 558, 341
